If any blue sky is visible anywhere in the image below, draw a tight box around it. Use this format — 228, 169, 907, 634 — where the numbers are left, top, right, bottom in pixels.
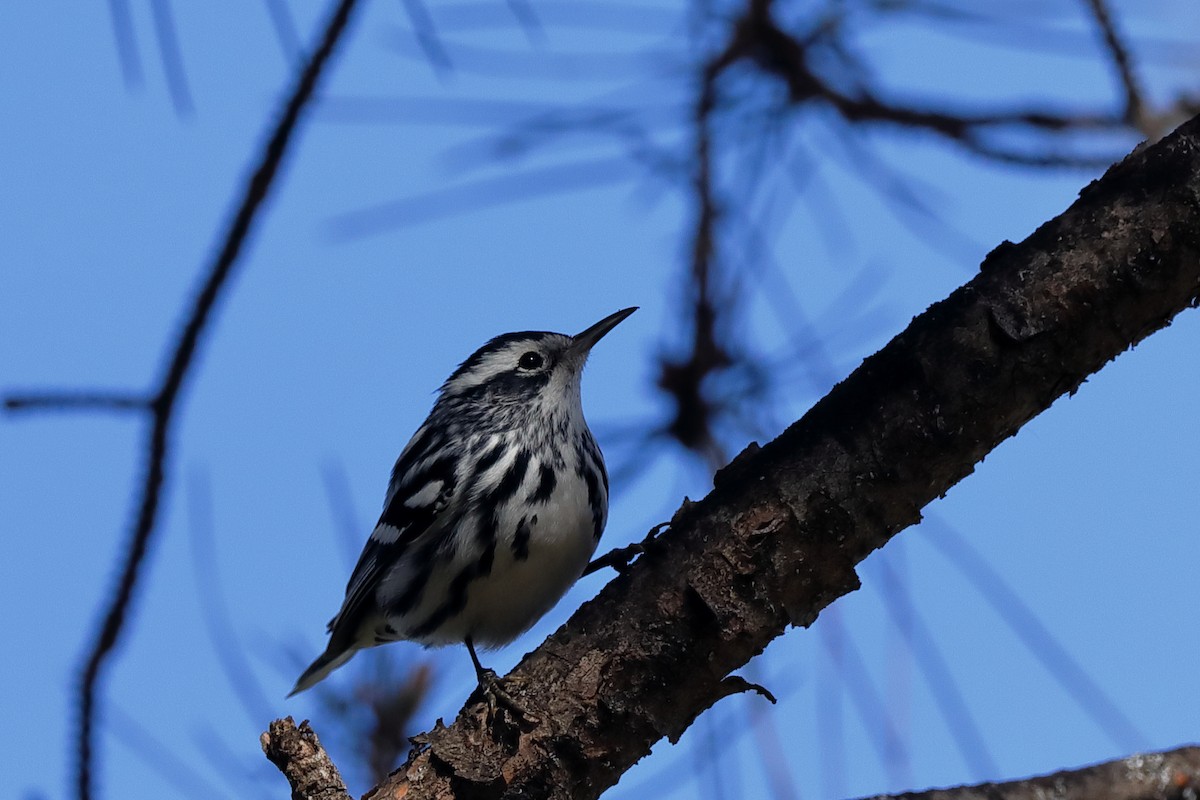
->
2, 2, 1198, 799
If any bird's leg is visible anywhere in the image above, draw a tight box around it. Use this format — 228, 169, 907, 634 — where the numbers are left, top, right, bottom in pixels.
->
582, 542, 643, 576
465, 637, 536, 723
583, 521, 670, 576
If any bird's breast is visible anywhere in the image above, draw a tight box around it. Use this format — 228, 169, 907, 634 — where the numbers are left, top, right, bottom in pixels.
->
455, 450, 603, 646
376, 441, 608, 648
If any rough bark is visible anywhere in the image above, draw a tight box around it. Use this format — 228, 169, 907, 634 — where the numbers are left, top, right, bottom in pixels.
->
268, 115, 1200, 799
262, 717, 352, 800
261, 731, 1200, 800
859, 747, 1200, 800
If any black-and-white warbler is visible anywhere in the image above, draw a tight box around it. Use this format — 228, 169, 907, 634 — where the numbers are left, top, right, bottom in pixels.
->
291, 307, 637, 699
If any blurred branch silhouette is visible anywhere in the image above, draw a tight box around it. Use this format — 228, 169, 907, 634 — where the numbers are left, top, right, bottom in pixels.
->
919, 514, 1145, 749
320, 0, 1199, 480
872, 553, 997, 780
1083, 0, 1145, 126
187, 470, 277, 728
4, 1, 362, 798
4, 391, 148, 413
267, 113, 1200, 799
105, 0, 141, 87
650, 0, 1198, 475
149, 0, 193, 116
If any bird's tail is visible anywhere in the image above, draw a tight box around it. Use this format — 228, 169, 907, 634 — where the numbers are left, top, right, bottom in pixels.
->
289, 644, 358, 697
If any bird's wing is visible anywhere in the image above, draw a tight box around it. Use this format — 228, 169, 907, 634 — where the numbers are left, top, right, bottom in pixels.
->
326, 429, 459, 642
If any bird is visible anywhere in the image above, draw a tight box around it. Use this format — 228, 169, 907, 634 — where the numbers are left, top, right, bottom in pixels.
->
290, 307, 637, 702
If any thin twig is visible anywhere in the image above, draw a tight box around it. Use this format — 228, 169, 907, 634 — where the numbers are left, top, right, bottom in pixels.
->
4, 392, 148, 413
105, 0, 141, 86
73, 2, 363, 799
505, 0, 546, 45
186, 469, 276, 727
874, 555, 999, 780
400, 0, 453, 72
326, 154, 637, 239
107, 705, 232, 800
1082, 0, 1146, 128
263, 0, 302, 61
150, 0, 195, 116
920, 514, 1146, 752
721, 0, 1130, 155
655, 54, 739, 467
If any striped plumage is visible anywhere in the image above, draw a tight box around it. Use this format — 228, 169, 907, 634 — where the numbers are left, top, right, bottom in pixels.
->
291, 308, 636, 697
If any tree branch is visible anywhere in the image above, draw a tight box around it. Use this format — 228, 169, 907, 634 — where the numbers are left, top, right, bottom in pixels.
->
261, 717, 353, 800
3, 391, 149, 413
722, 0, 1130, 157
860, 746, 1200, 800
64, 2, 363, 799
1082, 0, 1146, 130
270, 114, 1200, 799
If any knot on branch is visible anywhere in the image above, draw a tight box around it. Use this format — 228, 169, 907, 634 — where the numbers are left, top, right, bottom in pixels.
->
261, 717, 351, 800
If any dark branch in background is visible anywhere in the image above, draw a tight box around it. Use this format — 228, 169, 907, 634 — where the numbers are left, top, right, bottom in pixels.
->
326, 154, 641, 239
504, 0, 546, 46
186, 470, 277, 728
149, 0, 194, 117
654, 50, 743, 469
268, 113, 1200, 800
106, 705, 232, 800
105, 0, 141, 86
872, 555, 998, 780
652, 0, 1170, 476
818, 612, 849, 796
190, 726, 281, 800
319, 459, 369, 569
263, 0, 302, 61
1082, 0, 1146, 131
0, 1, 361, 798
358, 0, 1191, 476
720, 0, 1127, 159
323, 0, 1161, 256
400, 0, 453, 73
361, 663, 432, 784
824, 616, 908, 776
920, 514, 1146, 750
4, 392, 148, 413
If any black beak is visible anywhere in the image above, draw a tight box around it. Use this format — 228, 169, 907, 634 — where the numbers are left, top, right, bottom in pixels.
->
571, 307, 638, 354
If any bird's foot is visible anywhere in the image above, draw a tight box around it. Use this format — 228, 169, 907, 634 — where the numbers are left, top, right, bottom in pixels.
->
583, 521, 670, 576
473, 668, 539, 726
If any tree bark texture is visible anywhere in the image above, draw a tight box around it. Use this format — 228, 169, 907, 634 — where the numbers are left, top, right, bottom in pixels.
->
271, 116, 1200, 800
262, 717, 352, 800
860, 747, 1200, 800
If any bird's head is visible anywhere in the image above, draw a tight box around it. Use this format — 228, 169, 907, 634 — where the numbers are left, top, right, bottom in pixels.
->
438, 308, 637, 413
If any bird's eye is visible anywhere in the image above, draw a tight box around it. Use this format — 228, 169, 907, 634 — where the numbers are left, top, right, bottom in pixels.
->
518, 351, 544, 370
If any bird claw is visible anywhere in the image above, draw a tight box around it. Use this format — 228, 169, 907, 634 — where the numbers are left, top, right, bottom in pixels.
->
583, 521, 670, 576
473, 668, 539, 726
